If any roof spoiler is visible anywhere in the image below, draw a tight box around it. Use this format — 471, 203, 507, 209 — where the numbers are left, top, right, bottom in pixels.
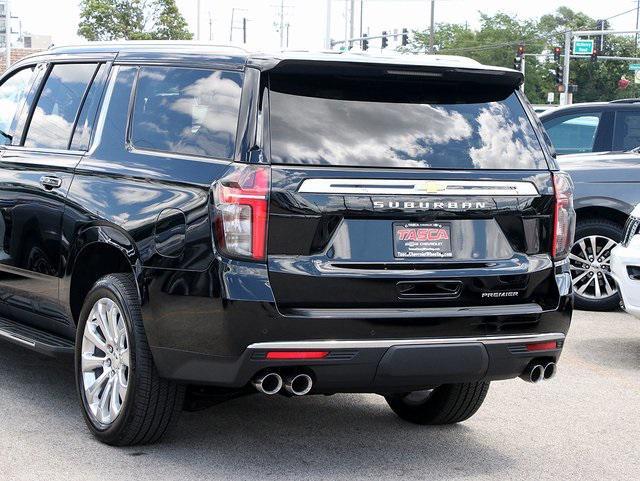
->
251, 58, 524, 89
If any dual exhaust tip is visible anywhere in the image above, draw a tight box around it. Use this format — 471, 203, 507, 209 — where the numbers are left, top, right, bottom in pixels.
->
252, 372, 313, 396
520, 361, 557, 383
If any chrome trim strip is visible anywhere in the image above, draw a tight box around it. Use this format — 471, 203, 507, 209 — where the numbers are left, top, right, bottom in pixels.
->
248, 332, 565, 351
0, 329, 36, 348
280, 303, 543, 319
298, 178, 539, 196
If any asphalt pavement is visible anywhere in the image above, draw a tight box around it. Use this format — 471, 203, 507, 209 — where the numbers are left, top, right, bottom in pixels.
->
0, 309, 638, 481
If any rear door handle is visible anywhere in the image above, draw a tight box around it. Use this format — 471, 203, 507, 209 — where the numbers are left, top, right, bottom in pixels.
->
40, 175, 62, 189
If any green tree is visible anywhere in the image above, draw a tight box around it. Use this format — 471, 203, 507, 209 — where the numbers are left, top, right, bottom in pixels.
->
78, 0, 193, 41
404, 7, 640, 103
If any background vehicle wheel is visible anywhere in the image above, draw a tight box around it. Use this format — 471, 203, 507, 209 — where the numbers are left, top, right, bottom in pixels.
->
75, 273, 184, 446
570, 218, 623, 311
385, 382, 490, 425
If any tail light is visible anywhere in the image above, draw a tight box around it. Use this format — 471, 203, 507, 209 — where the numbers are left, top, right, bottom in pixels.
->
551, 171, 576, 259
213, 163, 270, 261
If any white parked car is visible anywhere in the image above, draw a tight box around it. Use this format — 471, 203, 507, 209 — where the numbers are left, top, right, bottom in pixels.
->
611, 204, 640, 319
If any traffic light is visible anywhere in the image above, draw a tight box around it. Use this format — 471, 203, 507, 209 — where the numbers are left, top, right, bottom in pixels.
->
591, 50, 598, 62
381, 31, 388, 49
555, 64, 564, 85
553, 46, 561, 62
513, 44, 524, 70
401, 28, 409, 47
513, 56, 521, 70
362, 33, 368, 51
595, 19, 605, 52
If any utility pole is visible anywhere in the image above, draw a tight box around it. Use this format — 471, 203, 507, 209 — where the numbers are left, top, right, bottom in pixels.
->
562, 30, 571, 104
5, 0, 10, 69
349, 0, 355, 49
230, 8, 235, 42
428, 0, 435, 54
279, 0, 285, 48
243, 17, 247, 44
636, 0, 640, 49
325, 0, 332, 49
208, 11, 212, 41
359, 0, 363, 40
196, 0, 201, 40
230, 8, 248, 43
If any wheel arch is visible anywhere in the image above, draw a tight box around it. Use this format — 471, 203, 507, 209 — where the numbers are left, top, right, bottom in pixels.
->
66, 225, 143, 325
574, 201, 630, 228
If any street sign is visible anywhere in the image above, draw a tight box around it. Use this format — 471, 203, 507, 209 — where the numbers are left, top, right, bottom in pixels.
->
630, 64, 640, 71
634, 70, 640, 84
547, 92, 555, 103
573, 39, 594, 55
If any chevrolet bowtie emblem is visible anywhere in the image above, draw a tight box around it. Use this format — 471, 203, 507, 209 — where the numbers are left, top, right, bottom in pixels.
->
422, 181, 447, 194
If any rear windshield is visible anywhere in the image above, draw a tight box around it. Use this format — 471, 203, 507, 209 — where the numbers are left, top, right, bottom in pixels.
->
269, 74, 547, 170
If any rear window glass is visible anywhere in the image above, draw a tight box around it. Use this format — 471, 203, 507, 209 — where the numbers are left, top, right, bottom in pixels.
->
131, 66, 242, 160
269, 75, 547, 169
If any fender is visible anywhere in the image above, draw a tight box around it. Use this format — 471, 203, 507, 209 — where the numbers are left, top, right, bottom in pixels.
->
573, 196, 634, 216
61, 224, 144, 321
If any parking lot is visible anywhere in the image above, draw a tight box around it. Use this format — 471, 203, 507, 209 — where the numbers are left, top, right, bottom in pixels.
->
0, 309, 638, 481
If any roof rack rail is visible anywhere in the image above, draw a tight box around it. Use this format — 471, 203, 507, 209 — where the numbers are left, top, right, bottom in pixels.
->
609, 98, 640, 104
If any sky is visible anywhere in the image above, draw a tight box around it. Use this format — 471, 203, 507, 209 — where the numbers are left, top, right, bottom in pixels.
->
10, 0, 640, 51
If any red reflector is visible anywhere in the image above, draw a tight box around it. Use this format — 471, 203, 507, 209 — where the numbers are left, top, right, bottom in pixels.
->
526, 341, 557, 351
266, 351, 329, 360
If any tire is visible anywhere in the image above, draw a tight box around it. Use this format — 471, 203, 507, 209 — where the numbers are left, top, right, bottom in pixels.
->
570, 218, 624, 312
385, 382, 490, 425
74, 273, 185, 446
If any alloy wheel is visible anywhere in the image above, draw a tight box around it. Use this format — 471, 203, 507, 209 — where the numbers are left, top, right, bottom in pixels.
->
81, 298, 130, 426
569, 235, 618, 300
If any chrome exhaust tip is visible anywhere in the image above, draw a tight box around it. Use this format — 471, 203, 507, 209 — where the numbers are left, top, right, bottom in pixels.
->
543, 362, 557, 380
520, 364, 544, 383
252, 372, 283, 395
284, 373, 313, 396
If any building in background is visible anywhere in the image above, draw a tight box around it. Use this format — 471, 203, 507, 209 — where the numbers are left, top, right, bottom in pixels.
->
22, 33, 52, 49
0, 0, 21, 48
0, 1, 51, 72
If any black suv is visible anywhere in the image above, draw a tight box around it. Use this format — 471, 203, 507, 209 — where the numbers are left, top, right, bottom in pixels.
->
0, 43, 573, 445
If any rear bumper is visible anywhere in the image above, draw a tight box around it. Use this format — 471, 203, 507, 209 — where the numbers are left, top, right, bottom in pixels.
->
152, 332, 566, 393
611, 242, 640, 319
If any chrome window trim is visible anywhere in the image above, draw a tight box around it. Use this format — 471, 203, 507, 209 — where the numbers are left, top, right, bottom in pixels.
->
0, 145, 85, 156
248, 332, 565, 351
297, 178, 540, 196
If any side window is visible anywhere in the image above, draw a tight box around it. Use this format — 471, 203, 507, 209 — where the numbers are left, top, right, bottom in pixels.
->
613, 111, 640, 151
70, 63, 108, 151
24, 63, 98, 150
544, 113, 601, 155
0, 66, 36, 143
130, 66, 243, 159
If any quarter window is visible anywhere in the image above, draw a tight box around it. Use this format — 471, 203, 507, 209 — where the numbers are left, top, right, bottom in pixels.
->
613, 111, 640, 151
24, 63, 98, 150
544, 113, 601, 155
130, 66, 243, 160
0, 66, 36, 144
